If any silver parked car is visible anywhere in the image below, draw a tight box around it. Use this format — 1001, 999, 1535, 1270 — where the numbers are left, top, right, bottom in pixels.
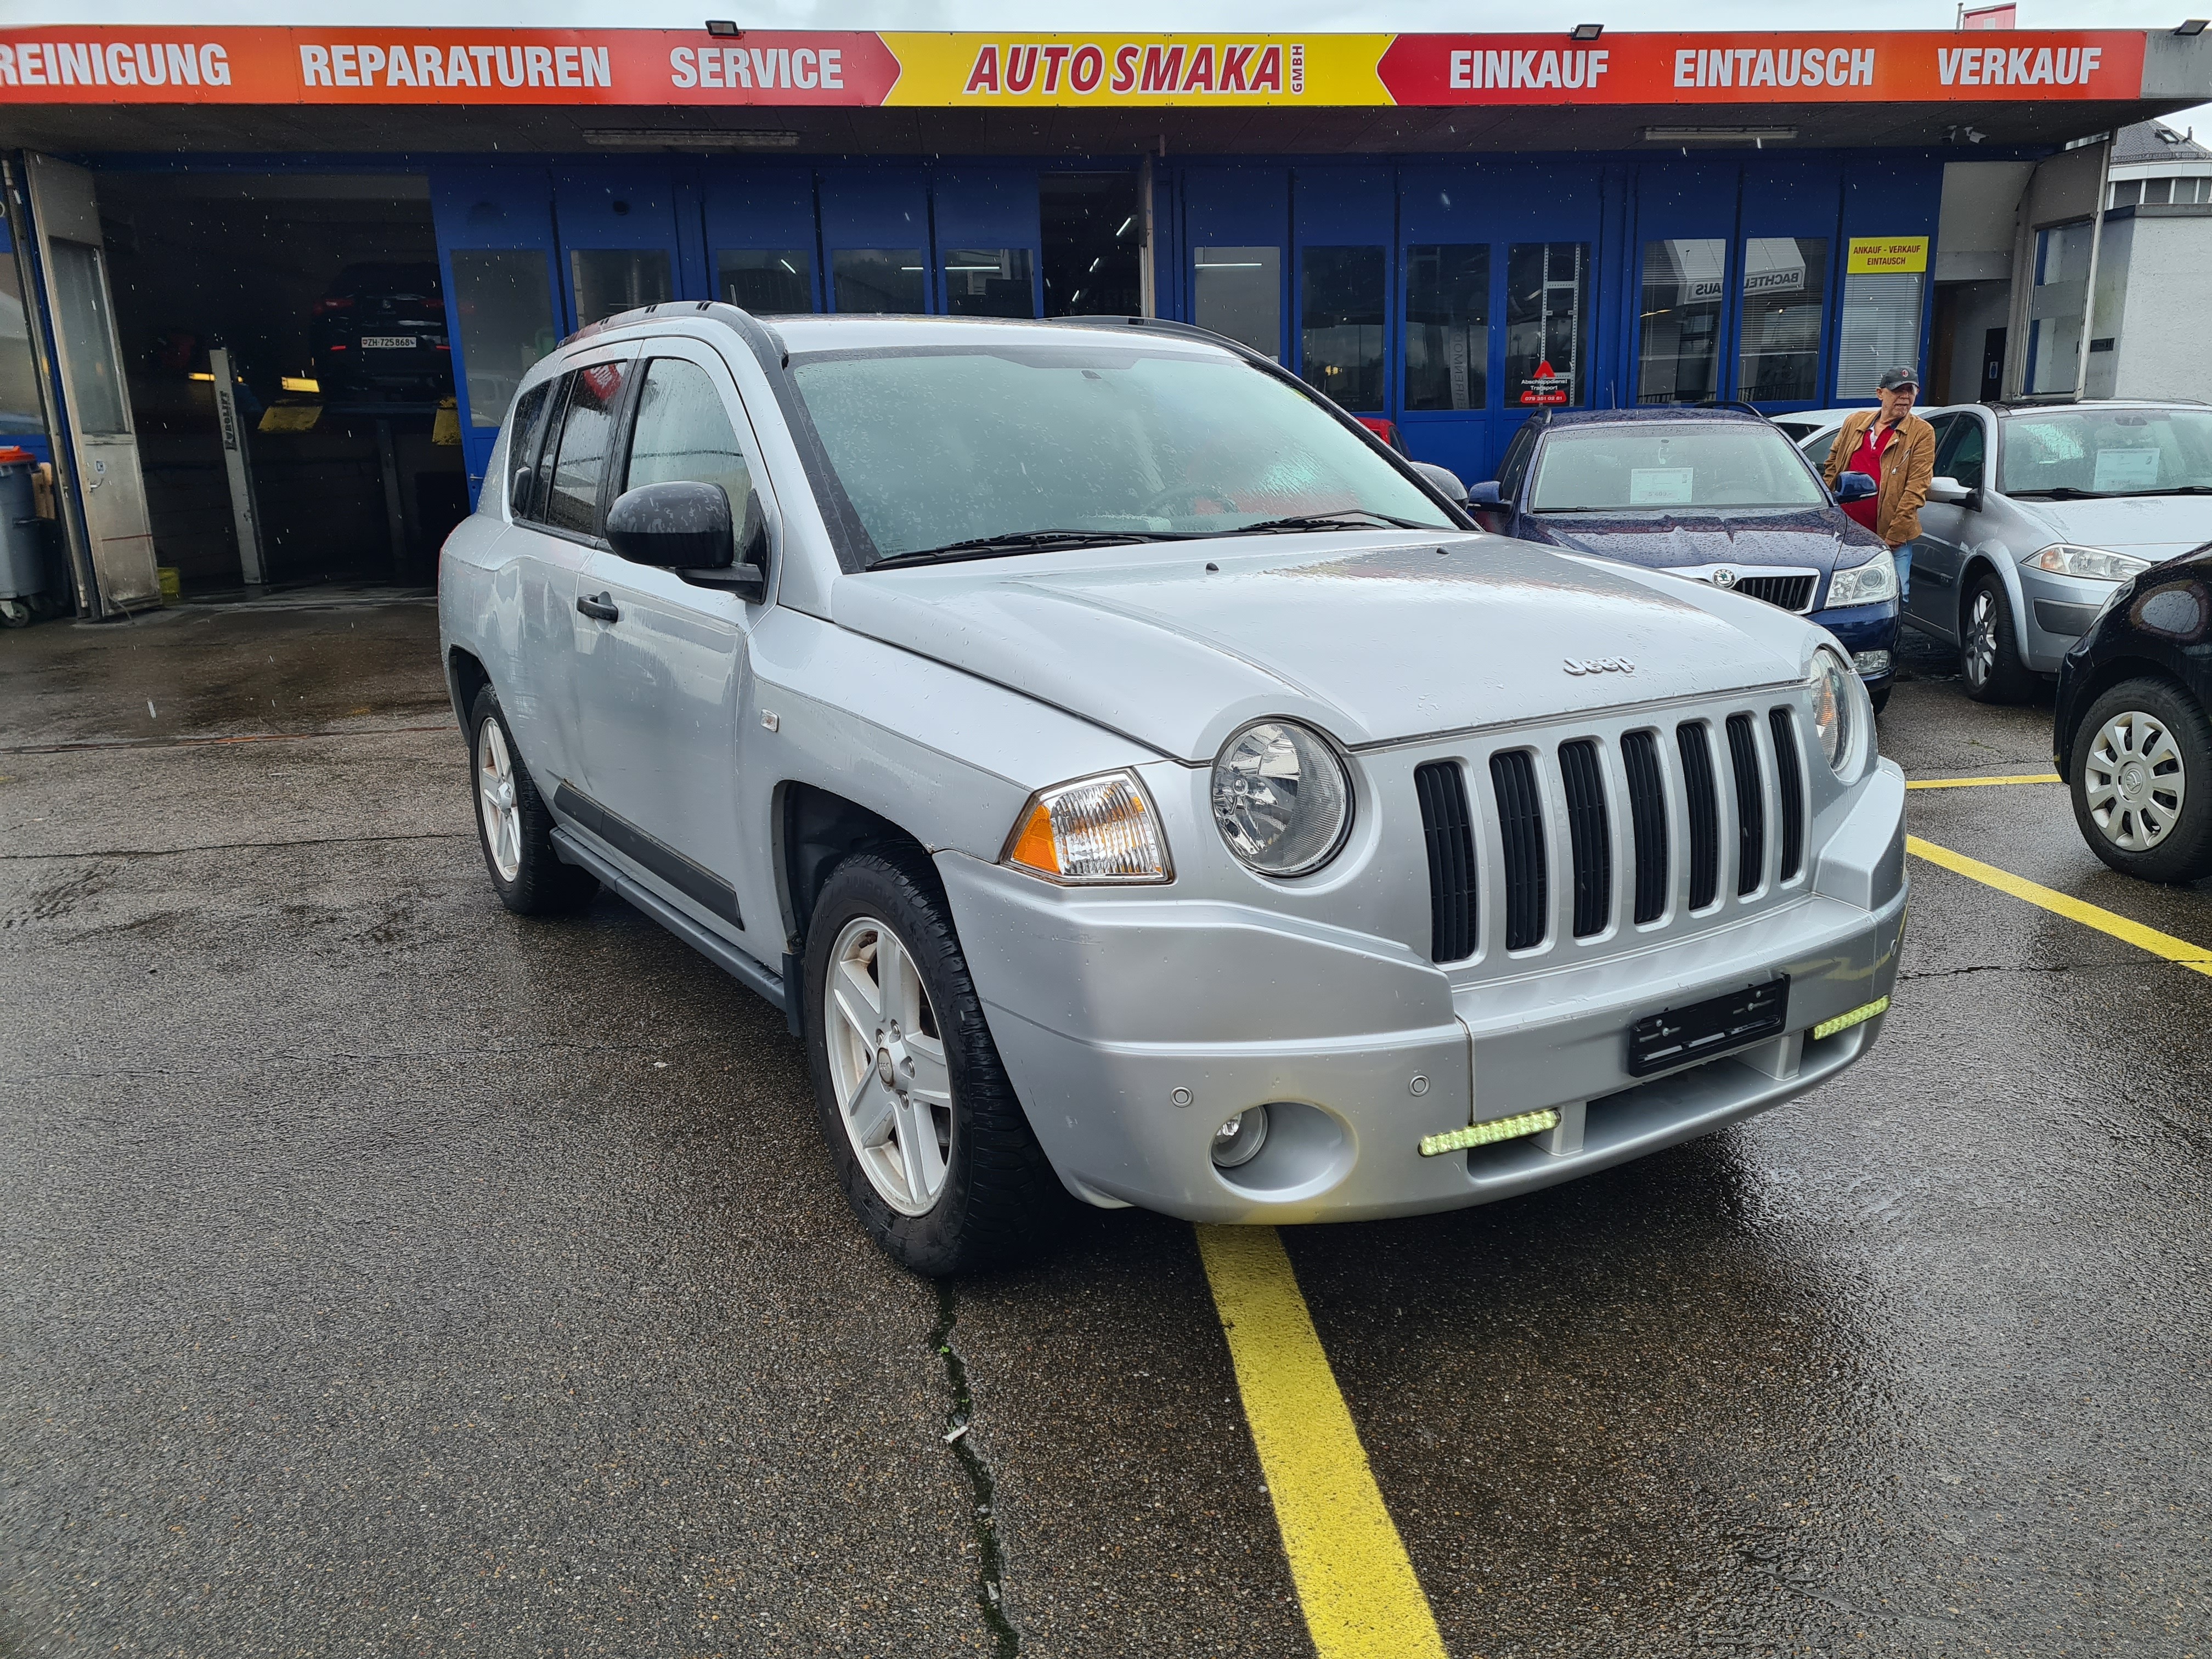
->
438, 306, 1909, 1274
1911, 400, 2212, 701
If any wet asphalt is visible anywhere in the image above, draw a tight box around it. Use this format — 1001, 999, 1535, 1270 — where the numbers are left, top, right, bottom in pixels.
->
0, 599, 2206, 1657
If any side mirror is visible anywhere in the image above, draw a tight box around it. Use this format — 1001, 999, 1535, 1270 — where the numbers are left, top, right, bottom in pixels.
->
1927, 475, 1973, 505
507, 466, 532, 518
606, 479, 768, 603
1410, 460, 1469, 506
1835, 470, 1878, 504
1465, 480, 1504, 510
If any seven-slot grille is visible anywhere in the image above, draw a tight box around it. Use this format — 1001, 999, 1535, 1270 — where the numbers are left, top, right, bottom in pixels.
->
1731, 573, 1817, 613
1415, 706, 1812, 964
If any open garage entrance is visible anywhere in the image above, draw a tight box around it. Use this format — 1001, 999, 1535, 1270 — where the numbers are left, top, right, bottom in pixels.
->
96, 171, 467, 598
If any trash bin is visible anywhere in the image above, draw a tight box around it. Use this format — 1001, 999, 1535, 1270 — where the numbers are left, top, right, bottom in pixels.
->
0, 446, 61, 627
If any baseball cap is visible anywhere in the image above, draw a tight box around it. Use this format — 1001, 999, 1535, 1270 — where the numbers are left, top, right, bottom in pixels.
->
1877, 366, 1921, 392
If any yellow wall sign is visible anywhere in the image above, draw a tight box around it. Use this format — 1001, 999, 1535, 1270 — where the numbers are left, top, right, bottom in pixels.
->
1846, 236, 1929, 274
879, 33, 1393, 105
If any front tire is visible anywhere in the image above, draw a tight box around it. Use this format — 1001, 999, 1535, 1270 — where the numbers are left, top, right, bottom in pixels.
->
1961, 572, 2035, 704
2068, 678, 2212, 883
467, 685, 598, 916
804, 851, 1062, 1276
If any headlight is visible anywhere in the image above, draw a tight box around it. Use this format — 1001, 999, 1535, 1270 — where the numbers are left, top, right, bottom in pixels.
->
1826, 547, 1898, 607
1808, 646, 1857, 776
2030, 544, 2152, 582
1002, 770, 1170, 883
1211, 719, 1353, 877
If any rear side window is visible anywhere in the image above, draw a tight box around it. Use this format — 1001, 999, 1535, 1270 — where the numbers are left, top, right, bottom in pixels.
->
501, 380, 552, 516
543, 360, 628, 534
624, 357, 754, 513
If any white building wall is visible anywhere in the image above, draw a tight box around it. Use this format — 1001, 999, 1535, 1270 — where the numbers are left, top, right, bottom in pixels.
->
2105, 212, 2212, 399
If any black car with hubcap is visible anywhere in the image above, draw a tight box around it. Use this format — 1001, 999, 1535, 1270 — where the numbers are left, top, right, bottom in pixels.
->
2052, 548, 2212, 883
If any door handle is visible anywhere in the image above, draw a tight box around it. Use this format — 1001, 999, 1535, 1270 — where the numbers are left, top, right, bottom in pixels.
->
576, 591, 620, 623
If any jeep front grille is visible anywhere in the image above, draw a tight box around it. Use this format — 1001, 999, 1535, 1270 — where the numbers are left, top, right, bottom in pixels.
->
1414, 702, 1812, 966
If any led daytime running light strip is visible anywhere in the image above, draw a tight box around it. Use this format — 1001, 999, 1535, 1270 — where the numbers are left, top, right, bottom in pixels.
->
1813, 995, 1889, 1041
1418, 1108, 1560, 1158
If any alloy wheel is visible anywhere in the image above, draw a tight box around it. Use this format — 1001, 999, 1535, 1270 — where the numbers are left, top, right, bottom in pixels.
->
476, 716, 523, 882
1964, 589, 1997, 688
825, 915, 954, 1216
2083, 709, 2188, 851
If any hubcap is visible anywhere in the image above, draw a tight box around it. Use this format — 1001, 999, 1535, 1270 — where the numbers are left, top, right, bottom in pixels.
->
1965, 590, 1997, 686
476, 717, 523, 882
825, 916, 953, 1217
2083, 710, 2187, 852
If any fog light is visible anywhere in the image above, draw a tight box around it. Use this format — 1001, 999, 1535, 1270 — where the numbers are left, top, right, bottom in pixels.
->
1211, 1107, 1271, 1169
1813, 995, 1889, 1041
1853, 650, 1892, 677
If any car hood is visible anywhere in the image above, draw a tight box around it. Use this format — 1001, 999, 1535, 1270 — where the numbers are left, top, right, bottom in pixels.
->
2015, 495, 2212, 564
829, 532, 1813, 761
1522, 507, 1885, 578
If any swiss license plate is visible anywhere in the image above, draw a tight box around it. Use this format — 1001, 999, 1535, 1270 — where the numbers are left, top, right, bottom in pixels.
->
359, 335, 417, 349
1627, 977, 1789, 1077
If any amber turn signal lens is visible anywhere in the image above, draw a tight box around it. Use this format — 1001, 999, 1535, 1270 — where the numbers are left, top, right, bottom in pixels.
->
1002, 771, 1170, 883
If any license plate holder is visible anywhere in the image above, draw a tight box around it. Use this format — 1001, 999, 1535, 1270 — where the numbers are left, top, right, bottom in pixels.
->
1627, 977, 1790, 1077
360, 335, 417, 349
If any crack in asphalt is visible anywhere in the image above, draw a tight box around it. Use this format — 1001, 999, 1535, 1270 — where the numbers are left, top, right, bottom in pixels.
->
0, 832, 473, 860
1897, 963, 2089, 980
932, 1282, 1018, 1657
1, 721, 455, 755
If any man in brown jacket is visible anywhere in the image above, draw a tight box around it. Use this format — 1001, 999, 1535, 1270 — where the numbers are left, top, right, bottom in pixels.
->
1822, 366, 1936, 603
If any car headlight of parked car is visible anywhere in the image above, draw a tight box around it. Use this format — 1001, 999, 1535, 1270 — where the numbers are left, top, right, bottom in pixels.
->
1003, 770, 1172, 883
1211, 718, 1354, 877
2030, 543, 2152, 582
1825, 546, 1899, 608
1807, 646, 1863, 777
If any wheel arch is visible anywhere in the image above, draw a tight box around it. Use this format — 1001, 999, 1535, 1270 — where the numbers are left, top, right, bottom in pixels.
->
447, 646, 490, 737
775, 781, 935, 958
1957, 550, 2030, 652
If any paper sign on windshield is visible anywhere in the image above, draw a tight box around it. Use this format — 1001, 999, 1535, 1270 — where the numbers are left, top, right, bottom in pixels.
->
1629, 468, 1695, 506
2092, 447, 2162, 492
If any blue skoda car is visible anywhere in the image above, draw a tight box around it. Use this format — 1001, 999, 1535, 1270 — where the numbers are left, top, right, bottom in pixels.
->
1469, 408, 1903, 712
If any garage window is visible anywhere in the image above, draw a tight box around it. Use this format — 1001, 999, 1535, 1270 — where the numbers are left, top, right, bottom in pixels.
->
833, 250, 926, 314
718, 249, 814, 313
1505, 242, 1588, 409
1193, 246, 1281, 360
942, 249, 1036, 319
1737, 237, 1827, 404
1404, 244, 1489, 413
570, 249, 673, 329
451, 250, 558, 429
1638, 238, 1726, 405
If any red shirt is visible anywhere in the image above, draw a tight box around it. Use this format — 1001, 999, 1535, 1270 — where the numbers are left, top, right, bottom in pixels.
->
1842, 422, 1894, 533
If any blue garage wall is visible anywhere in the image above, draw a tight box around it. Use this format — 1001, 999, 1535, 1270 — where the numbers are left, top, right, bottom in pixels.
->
410, 149, 1951, 498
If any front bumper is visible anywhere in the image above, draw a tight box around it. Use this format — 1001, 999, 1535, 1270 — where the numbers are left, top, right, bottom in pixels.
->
2017, 565, 2117, 674
1812, 600, 1900, 688
939, 761, 1908, 1224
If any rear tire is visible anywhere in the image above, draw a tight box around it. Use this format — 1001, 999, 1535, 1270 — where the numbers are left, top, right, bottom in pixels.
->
467, 685, 598, 916
1961, 572, 2035, 704
804, 850, 1063, 1276
2068, 678, 2212, 883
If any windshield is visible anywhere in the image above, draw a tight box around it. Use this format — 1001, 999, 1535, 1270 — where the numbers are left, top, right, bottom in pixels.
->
787, 343, 1455, 563
1999, 406, 2212, 496
1527, 422, 1828, 514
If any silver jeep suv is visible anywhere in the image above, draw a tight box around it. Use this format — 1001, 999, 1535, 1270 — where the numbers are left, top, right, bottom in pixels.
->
439, 306, 1908, 1274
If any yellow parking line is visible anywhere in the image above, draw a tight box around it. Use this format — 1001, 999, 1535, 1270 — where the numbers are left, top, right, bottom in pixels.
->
1905, 773, 2061, 789
1195, 1225, 1447, 1659
1907, 834, 2212, 976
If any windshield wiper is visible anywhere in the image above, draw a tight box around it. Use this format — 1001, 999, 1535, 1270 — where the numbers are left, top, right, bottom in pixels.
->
1227, 510, 1431, 534
870, 528, 1194, 568
2109, 484, 2212, 497
2011, 486, 2112, 500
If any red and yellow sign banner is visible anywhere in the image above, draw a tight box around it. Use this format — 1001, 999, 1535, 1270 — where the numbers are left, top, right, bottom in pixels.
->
0, 26, 2155, 107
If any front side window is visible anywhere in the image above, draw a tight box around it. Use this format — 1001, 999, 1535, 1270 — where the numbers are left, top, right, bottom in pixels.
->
718, 249, 814, 312
1504, 242, 1588, 409
1637, 238, 1726, 405
1934, 413, 1987, 491
542, 360, 627, 534
1737, 236, 1828, 403
624, 358, 754, 516
833, 250, 926, 314
787, 344, 1454, 562
1299, 245, 1386, 411
1999, 406, 2212, 496
1527, 422, 1828, 514
1193, 247, 1281, 360
1404, 244, 1489, 413
942, 248, 1036, 318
